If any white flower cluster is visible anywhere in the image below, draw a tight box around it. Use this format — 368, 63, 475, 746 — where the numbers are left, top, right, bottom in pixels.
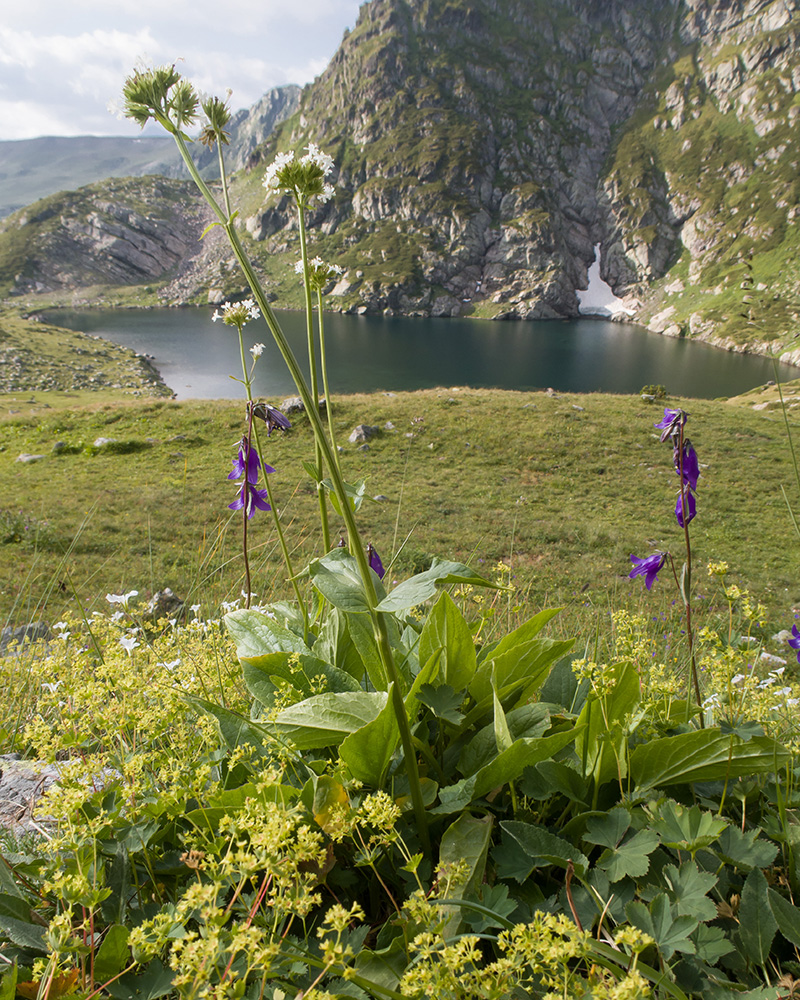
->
295, 256, 345, 290
262, 143, 335, 203
106, 590, 138, 609
250, 342, 266, 358
212, 298, 261, 327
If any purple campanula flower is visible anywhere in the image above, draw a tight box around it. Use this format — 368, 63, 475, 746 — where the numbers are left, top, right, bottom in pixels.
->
229, 481, 271, 519
228, 438, 275, 483
655, 407, 688, 442
367, 543, 385, 579
675, 440, 700, 491
789, 625, 800, 664
675, 489, 696, 527
629, 552, 667, 590
252, 402, 292, 436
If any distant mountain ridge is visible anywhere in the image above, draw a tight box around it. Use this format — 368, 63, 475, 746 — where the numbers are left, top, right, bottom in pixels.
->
0, 85, 301, 219
2, 0, 800, 362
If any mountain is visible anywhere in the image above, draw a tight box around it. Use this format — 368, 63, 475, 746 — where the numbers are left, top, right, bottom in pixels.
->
2, 0, 799, 361
0, 85, 300, 219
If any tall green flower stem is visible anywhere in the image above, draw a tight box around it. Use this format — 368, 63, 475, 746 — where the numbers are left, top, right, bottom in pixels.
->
232, 322, 307, 629
316, 288, 343, 463
125, 75, 430, 854
296, 204, 332, 550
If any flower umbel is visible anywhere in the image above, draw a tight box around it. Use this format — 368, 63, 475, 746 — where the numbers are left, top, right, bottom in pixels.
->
629, 552, 667, 590
295, 256, 345, 292
212, 298, 260, 327
263, 144, 336, 205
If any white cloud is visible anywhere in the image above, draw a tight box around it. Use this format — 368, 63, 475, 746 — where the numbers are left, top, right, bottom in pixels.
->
0, 0, 362, 139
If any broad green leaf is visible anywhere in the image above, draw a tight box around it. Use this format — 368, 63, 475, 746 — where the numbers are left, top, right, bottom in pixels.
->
459, 704, 550, 777
463, 883, 518, 932
575, 661, 639, 785
272, 691, 388, 750
630, 730, 790, 794
491, 836, 535, 884
0, 965, 17, 1000
691, 924, 735, 964
315, 609, 365, 681
94, 925, 131, 982
470, 636, 575, 707
188, 697, 272, 754
416, 683, 464, 724
434, 729, 577, 814
339, 685, 400, 786
524, 760, 589, 804
242, 652, 361, 706
224, 608, 310, 657
539, 654, 589, 713
185, 782, 298, 830
308, 549, 378, 613
492, 670, 514, 754
376, 558, 499, 613
502, 820, 590, 877
662, 861, 718, 922
439, 813, 493, 934
626, 893, 697, 961
647, 800, 727, 854
405, 648, 442, 719
312, 776, 350, 835
0, 858, 22, 900
354, 937, 407, 994
0, 914, 46, 952
346, 613, 388, 691
739, 867, 777, 965
321, 476, 368, 515
418, 591, 476, 690
584, 807, 631, 849
768, 888, 800, 947
107, 958, 174, 1000
715, 826, 779, 871
597, 829, 659, 882
0, 894, 31, 923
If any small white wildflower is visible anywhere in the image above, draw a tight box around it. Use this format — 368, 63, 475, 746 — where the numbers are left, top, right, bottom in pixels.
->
294, 260, 305, 275
263, 150, 296, 190
190, 604, 201, 617
213, 299, 260, 327
106, 590, 138, 609
250, 342, 265, 358
110, 611, 125, 623
158, 659, 181, 671
702, 693, 721, 708
119, 636, 140, 655
759, 676, 776, 689
302, 143, 334, 174
731, 674, 745, 685
53, 621, 69, 631
787, 698, 799, 706
318, 182, 335, 204
241, 589, 257, 599
41, 681, 63, 694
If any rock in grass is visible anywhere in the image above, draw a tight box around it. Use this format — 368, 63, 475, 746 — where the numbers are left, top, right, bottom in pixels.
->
349, 424, 379, 444
16, 453, 45, 463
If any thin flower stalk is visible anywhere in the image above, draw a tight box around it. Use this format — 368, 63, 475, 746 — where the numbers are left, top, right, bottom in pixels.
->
675, 418, 703, 716
123, 72, 430, 854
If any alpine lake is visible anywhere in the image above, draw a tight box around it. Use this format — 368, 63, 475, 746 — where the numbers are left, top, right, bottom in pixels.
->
45, 307, 795, 400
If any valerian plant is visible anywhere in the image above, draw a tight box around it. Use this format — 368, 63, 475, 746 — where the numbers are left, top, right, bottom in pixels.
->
2, 64, 799, 1000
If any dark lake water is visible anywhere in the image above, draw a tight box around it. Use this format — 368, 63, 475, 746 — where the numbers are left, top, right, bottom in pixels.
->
45, 307, 794, 400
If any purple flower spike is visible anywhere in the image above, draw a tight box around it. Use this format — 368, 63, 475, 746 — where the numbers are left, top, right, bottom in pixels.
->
228, 439, 275, 483
675, 489, 696, 527
367, 543, 385, 580
655, 407, 688, 442
789, 625, 800, 664
229, 481, 272, 519
629, 552, 667, 590
675, 440, 700, 491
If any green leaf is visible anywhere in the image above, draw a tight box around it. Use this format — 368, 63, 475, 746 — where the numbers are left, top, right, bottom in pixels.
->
315, 609, 366, 681
626, 893, 697, 961
575, 661, 639, 784
662, 861, 718, 922
596, 829, 659, 882
242, 651, 361, 706
434, 729, 578, 814
346, 613, 388, 691
0, 965, 17, 1000
224, 608, 309, 657
690, 923, 735, 963
405, 648, 442, 719
584, 807, 631, 849
459, 704, 550, 777
0, 858, 22, 899
416, 683, 464, 724
418, 591, 477, 690
647, 799, 727, 854
439, 813, 493, 934
492, 671, 514, 754
376, 558, 499, 613
185, 781, 299, 830
527, 760, 589, 804
738, 867, 777, 965
94, 925, 131, 982
502, 820, 590, 877
186, 697, 271, 754
339, 685, 400, 786
302, 459, 321, 483
107, 958, 174, 1000
768, 888, 800, 947
470, 633, 575, 707
308, 549, 379, 613
630, 730, 790, 794
491, 836, 535, 884
0, 894, 31, 923
272, 691, 388, 750
464, 883, 518, 932
715, 826, 779, 871
0, 914, 46, 952
719, 719, 764, 741
321, 476, 368, 515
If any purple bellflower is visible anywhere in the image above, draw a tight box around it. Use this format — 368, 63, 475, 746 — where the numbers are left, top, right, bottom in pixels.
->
229, 481, 271, 519
629, 552, 667, 590
675, 441, 700, 491
789, 624, 800, 664
655, 407, 688, 443
675, 489, 696, 527
367, 543, 385, 579
227, 438, 275, 519
252, 402, 292, 436
228, 438, 275, 484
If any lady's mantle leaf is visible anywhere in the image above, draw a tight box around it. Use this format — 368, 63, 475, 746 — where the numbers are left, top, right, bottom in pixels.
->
596, 829, 659, 882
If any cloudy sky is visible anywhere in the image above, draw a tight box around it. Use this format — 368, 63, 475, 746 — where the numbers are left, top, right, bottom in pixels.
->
1, 0, 363, 141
